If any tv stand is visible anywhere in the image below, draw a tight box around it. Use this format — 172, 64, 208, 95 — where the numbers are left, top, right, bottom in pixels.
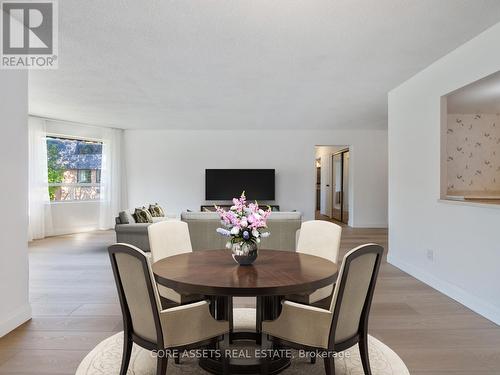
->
200, 204, 280, 212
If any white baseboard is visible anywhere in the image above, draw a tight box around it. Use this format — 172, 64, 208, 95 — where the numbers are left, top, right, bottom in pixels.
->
388, 254, 500, 326
48, 226, 100, 237
352, 222, 388, 228
0, 303, 32, 337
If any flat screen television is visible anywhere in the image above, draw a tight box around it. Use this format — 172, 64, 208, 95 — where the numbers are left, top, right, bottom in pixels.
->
205, 169, 275, 201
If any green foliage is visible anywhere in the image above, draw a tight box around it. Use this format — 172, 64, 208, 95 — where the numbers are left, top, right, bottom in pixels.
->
47, 143, 63, 200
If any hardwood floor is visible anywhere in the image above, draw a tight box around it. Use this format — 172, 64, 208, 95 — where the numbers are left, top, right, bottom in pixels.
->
0, 228, 499, 374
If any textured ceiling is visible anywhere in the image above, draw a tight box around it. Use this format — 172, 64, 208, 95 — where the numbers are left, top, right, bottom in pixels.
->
29, 0, 500, 130
447, 70, 500, 114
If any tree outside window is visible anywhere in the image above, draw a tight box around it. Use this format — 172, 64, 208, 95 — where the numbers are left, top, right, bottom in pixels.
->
46, 137, 102, 201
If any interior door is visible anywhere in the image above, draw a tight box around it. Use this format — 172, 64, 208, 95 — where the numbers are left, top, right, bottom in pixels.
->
331, 153, 342, 222
316, 159, 321, 212
341, 151, 349, 224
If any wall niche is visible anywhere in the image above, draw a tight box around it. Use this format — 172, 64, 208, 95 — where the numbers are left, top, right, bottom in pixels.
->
442, 71, 500, 204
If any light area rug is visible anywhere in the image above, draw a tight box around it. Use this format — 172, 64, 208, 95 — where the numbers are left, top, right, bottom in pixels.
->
76, 308, 409, 375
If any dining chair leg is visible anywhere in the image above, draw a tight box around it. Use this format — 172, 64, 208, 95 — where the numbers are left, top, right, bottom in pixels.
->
209, 296, 216, 318
260, 332, 270, 375
156, 356, 168, 375
260, 356, 270, 375
119, 332, 132, 375
222, 352, 230, 375
227, 296, 234, 344
174, 352, 180, 364
310, 351, 316, 364
324, 356, 335, 375
256, 296, 262, 345
359, 334, 372, 375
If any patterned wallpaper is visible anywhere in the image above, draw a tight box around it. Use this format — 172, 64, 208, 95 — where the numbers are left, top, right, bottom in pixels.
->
447, 114, 500, 194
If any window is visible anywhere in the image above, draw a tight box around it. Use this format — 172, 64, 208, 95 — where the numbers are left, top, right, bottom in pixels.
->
46, 136, 103, 202
77, 169, 92, 183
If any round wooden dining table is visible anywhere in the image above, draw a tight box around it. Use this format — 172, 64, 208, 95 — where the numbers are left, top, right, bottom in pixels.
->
152, 249, 338, 375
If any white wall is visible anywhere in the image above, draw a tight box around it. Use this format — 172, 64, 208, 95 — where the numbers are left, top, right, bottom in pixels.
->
48, 201, 101, 236
388, 22, 500, 324
124, 129, 388, 227
0, 71, 31, 336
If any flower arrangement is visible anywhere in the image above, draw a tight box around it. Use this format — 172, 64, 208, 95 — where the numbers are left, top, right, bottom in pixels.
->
215, 192, 271, 254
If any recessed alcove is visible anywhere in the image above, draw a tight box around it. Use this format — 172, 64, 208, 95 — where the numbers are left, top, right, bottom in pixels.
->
442, 70, 500, 205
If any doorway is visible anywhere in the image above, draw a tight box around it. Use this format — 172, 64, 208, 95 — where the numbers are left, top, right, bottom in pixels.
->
314, 145, 350, 225
331, 149, 349, 224
315, 158, 321, 211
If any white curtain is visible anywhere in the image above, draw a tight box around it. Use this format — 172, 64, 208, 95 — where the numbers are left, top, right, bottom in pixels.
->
99, 127, 124, 230
28, 117, 52, 241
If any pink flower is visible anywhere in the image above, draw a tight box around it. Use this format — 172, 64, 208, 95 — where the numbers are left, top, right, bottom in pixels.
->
248, 203, 258, 213
239, 192, 247, 203
215, 193, 271, 239
230, 194, 247, 213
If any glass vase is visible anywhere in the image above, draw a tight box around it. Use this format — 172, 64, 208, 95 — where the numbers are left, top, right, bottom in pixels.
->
231, 241, 258, 266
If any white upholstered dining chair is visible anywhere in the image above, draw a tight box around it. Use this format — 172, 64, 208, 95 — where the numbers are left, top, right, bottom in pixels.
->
148, 220, 202, 305
288, 220, 342, 305
108, 243, 229, 375
262, 243, 383, 375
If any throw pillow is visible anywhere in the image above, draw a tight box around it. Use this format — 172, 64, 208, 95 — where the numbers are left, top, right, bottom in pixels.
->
134, 207, 153, 223
148, 203, 165, 217
118, 210, 136, 224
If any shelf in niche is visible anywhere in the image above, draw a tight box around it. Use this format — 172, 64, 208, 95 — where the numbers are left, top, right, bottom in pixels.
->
439, 197, 500, 209
446, 191, 500, 204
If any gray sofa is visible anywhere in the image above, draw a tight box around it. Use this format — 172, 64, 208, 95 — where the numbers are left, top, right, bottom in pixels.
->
181, 211, 302, 251
115, 210, 176, 251
115, 210, 302, 252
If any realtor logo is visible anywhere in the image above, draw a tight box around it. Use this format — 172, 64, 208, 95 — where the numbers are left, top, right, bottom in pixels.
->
1, 0, 58, 69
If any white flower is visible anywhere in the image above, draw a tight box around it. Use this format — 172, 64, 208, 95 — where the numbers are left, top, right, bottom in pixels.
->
258, 209, 265, 216
226, 241, 232, 249
240, 218, 248, 228
256, 238, 261, 243
216, 228, 231, 237
231, 227, 240, 235
252, 228, 260, 238
261, 232, 270, 238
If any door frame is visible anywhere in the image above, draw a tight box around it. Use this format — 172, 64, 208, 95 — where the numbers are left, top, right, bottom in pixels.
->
331, 148, 350, 224
315, 158, 321, 212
